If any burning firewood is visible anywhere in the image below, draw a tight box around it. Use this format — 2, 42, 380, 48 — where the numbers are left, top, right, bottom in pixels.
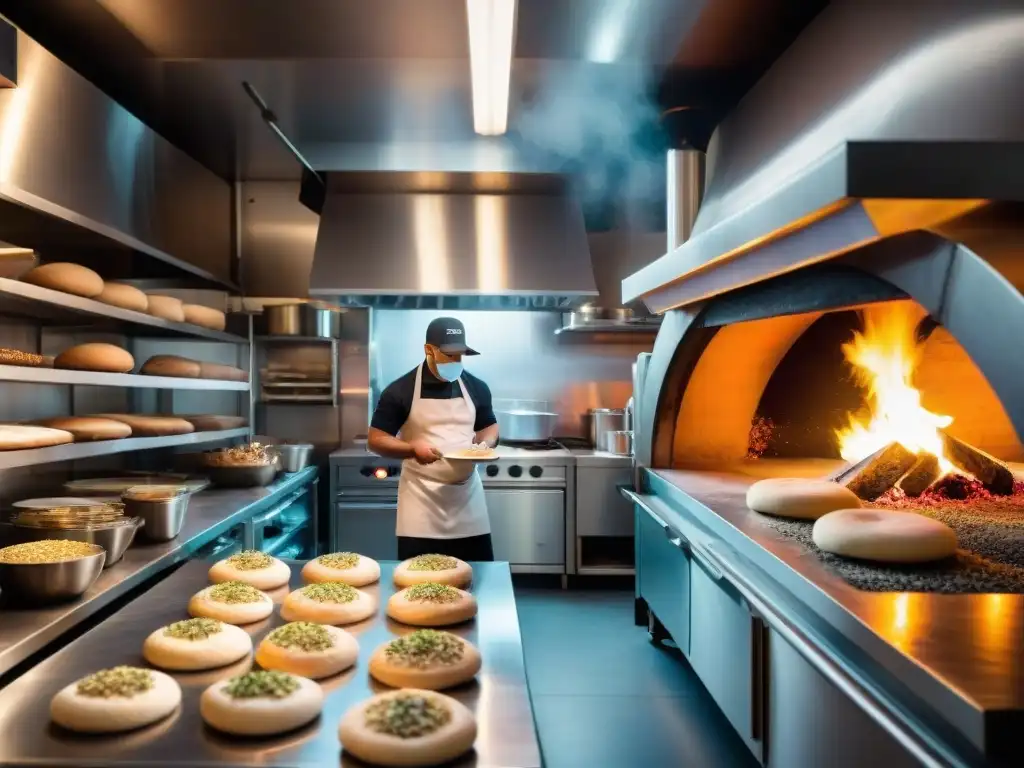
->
939, 432, 1014, 496
832, 441, 917, 501
898, 454, 941, 497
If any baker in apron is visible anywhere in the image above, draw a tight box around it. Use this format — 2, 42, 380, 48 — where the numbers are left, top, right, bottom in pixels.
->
367, 317, 500, 561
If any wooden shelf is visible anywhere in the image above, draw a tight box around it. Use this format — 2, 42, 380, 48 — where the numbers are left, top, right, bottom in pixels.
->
0, 365, 250, 391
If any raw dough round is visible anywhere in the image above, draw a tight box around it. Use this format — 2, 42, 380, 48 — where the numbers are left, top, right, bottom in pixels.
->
50, 666, 181, 733
146, 295, 185, 322
339, 689, 476, 767
55, 343, 135, 373
369, 629, 481, 691
209, 551, 291, 590
189, 582, 274, 625
36, 416, 132, 441
96, 282, 148, 312
813, 508, 958, 563
746, 478, 862, 520
387, 584, 477, 627
142, 618, 252, 671
394, 555, 472, 588
280, 583, 376, 626
0, 424, 74, 451
183, 304, 227, 331
22, 263, 104, 297
302, 552, 381, 587
255, 621, 359, 679
200, 670, 323, 736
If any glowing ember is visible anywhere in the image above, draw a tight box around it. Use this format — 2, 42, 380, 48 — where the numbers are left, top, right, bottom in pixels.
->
835, 304, 955, 473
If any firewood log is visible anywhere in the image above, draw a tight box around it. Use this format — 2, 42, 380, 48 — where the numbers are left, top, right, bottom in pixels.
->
832, 442, 917, 501
939, 432, 1014, 495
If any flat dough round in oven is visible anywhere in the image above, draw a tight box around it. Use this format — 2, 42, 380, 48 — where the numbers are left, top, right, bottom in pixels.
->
302, 552, 381, 587
200, 671, 323, 736
143, 618, 252, 671
393, 555, 472, 588
280, 583, 377, 626
50, 666, 181, 733
189, 582, 274, 625
255, 622, 359, 679
339, 689, 477, 767
387, 584, 477, 627
369, 629, 481, 690
746, 477, 862, 520
813, 508, 958, 563
209, 551, 291, 590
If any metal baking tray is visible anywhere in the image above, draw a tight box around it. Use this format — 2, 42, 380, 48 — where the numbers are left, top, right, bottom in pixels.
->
0, 560, 541, 768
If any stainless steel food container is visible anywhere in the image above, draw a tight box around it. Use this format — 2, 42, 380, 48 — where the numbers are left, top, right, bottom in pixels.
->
589, 408, 627, 449
262, 302, 343, 338
605, 430, 634, 456
122, 487, 190, 542
0, 547, 105, 604
1, 518, 142, 567
274, 443, 314, 473
495, 410, 559, 443
205, 461, 279, 488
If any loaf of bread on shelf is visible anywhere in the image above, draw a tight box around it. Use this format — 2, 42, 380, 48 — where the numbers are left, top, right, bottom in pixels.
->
36, 417, 132, 441
90, 414, 195, 437
180, 415, 248, 431
199, 361, 248, 382
0, 348, 51, 368
0, 425, 75, 451
54, 343, 135, 373
95, 282, 148, 313
140, 355, 202, 378
183, 304, 227, 331
20, 263, 104, 297
146, 295, 185, 323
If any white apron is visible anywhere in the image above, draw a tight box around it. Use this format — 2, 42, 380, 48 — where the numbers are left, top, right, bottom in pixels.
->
396, 364, 489, 538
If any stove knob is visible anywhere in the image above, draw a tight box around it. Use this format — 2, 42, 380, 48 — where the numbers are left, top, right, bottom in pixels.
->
508, 465, 523, 478
529, 465, 543, 478
485, 465, 499, 477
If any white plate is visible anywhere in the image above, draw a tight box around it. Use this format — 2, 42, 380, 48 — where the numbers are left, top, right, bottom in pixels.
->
12, 496, 116, 509
442, 451, 500, 463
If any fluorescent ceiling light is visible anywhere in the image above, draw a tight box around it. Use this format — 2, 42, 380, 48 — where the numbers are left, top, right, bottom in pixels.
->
466, 0, 517, 136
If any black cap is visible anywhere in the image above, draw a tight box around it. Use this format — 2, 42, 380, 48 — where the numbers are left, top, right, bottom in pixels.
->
425, 317, 479, 355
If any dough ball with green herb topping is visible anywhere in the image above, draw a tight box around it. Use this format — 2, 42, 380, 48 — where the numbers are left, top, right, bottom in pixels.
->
143, 618, 252, 671
370, 629, 481, 690
339, 689, 476, 767
394, 554, 472, 589
50, 666, 182, 733
302, 551, 380, 587
280, 582, 376, 626
387, 583, 477, 627
200, 670, 323, 736
255, 621, 359, 680
188, 581, 274, 625
209, 550, 291, 590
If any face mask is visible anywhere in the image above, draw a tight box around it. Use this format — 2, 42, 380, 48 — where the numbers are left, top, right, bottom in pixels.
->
434, 361, 463, 382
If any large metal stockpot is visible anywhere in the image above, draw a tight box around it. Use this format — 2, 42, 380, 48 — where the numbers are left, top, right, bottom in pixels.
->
496, 410, 559, 443
262, 302, 343, 338
589, 408, 627, 449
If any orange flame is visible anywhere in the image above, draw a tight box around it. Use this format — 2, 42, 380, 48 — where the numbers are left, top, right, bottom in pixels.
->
835, 304, 954, 472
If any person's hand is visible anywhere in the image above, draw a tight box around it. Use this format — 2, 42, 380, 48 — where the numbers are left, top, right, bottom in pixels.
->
410, 439, 443, 465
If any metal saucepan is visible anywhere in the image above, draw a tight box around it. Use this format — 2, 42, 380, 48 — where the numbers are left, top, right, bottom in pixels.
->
496, 410, 559, 443
589, 408, 627, 449
261, 301, 343, 338
604, 430, 634, 456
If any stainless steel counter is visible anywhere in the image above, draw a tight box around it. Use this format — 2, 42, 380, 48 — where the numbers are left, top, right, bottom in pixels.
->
643, 459, 1024, 757
0, 560, 542, 768
0, 466, 318, 677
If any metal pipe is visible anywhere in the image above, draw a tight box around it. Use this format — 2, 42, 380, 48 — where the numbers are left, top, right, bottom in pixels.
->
666, 147, 705, 252
241, 81, 324, 187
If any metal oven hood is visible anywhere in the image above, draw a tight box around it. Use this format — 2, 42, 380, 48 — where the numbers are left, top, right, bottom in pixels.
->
622, 1, 1024, 314
305, 171, 597, 310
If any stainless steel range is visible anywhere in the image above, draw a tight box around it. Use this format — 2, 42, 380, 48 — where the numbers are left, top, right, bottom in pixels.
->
330, 447, 574, 576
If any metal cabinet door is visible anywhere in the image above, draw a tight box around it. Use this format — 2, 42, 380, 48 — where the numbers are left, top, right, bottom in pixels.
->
689, 553, 763, 762
635, 502, 691, 653
484, 489, 564, 565
576, 466, 635, 536
335, 501, 398, 561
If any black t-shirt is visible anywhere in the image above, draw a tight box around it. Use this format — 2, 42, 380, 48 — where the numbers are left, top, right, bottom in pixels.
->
370, 364, 498, 437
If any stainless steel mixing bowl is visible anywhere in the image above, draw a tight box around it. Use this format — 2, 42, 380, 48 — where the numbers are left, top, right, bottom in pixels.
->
0, 546, 106, 604
205, 461, 279, 488
122, 487, 190, 542
0, 517, 142, 567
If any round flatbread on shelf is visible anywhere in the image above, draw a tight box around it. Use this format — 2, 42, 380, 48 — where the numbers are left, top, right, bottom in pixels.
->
280, 582, 377, 626
50, 666, 181, 733
369, 629, 481, 691
746, 477, 862, 520
189, 581, 274, 625
54, 343, 135, 373
200, 670, 323, 737
208, 550, 291, 590
387, 583, 477, 627
255, 621, 359, 680
21, 263, 104, 298
36, 416, 132, 441
302, 552, 380, 587
143, 618, 252, 671
813, 508, 958, 563
339, 689, 477, 767
394, 554, 472, 588
96, 282, 148, 313
0, 425, 74, 451
146, 295, 185, 323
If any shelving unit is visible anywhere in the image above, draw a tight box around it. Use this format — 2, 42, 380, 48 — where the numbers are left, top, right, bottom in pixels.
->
0, 365, 250, 391
0, 428, 249, 470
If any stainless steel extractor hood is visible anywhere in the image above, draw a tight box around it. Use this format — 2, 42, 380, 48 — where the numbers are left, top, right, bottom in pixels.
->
622, 1, 1024, 314
305, 171, 598, 310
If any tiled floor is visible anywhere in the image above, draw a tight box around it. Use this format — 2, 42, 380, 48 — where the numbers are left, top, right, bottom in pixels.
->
514, 586, 759, 768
